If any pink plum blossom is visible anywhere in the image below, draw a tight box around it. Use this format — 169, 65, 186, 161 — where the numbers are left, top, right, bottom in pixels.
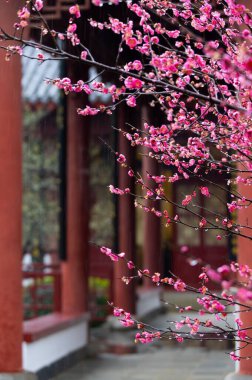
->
127, 261, 135, 270
69, 5, 81, 18
35, 0, 44, 11
126, 96, 136, 107
174, 280, 186, 292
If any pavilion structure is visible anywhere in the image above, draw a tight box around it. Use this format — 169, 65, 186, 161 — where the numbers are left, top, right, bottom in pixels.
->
1, 2, 252, 380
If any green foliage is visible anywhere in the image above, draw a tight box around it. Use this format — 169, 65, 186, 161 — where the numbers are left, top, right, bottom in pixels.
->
22, 104, 61, 254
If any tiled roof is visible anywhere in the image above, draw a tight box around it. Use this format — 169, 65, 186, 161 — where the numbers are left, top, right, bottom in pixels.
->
22, 45, 61, 104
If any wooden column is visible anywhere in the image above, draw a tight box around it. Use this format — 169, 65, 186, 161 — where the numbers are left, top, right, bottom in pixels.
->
113, 108, 136, 313
61, 64, 89, 315
237, 184, 252, 376
0, 1, 23, 372
225, 180, 252, 379
229, 0, 252, 377
142, 107, 161, 287
142, 157, 161, 287
225, 3, 252, 376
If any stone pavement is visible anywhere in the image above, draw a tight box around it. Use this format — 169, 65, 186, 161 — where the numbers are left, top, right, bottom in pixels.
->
52, 345, 234, 380
52, 309, 235, 380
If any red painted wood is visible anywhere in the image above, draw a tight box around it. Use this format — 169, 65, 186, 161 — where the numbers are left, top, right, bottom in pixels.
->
0, 1, 23, 372
23, 264, 61, 319
141, 106, 161, 288
237, 181, 252, 374
23, 312, 89, 342
113, 107, 136, 313
61, 64, 89, 315
142, 147, 161, 287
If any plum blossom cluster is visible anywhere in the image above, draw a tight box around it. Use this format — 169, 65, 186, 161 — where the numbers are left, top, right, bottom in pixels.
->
15, 1, 43, 29
135, 331, 161, 344
100, 245, 188, 292
102, 239, 252, 303
101, 244, 252, 359
86, 2, 252, 237
12, 1, 252, 233
113, 307, 135, 327
196, 262, 252, 304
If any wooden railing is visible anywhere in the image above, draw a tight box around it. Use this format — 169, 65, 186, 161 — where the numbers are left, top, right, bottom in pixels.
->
22, 257, 113, 321
22, 263, 61, 320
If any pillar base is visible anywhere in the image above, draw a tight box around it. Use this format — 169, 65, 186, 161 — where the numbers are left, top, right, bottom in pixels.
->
225, 373, 252, 380
0, 373, 37, 380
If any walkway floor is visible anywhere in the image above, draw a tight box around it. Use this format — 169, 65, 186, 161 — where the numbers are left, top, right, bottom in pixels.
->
52, 310, 235, 380
53, 345, 234, 380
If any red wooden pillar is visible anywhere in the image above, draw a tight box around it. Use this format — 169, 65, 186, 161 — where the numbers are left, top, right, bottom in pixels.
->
0, 1, 23, 373
113, 108, 136, 313
142, 107, 161, 287
61, 64, 89, 315
225, 183, 252, 380
142, 156, 161, 287
237, 184, 252, 377
227, 1, 252, 378
226, 4, 252, 377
